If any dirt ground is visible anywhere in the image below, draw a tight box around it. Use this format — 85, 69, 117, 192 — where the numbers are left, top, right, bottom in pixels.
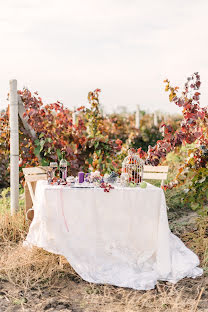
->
0, 274, 208, 312
0, 211, 207, 312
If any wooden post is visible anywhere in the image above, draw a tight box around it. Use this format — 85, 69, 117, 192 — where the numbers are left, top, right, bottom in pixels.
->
163, 113, 168, 122
9, 79, 19, 215
135, 105, 140, 129
160, 125, 165, 137
153, 112, 158, 127
158, 111, 162, 122
72, 108, 76, 126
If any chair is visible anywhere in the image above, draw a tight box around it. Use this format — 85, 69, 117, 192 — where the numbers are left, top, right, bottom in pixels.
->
23, 166, 49, 221
143, 165, 169, 187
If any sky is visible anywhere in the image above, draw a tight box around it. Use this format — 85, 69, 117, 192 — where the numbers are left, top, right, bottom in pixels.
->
0, 0, 208, 114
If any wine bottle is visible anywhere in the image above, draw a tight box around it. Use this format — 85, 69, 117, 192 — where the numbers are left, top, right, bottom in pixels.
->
59, 151, 67, 182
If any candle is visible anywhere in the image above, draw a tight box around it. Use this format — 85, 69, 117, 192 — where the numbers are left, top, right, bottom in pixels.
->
78, 171, 84, 183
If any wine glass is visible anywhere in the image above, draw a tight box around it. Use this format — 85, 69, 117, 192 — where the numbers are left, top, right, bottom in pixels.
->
115, 176, 121, 187
50, 162, 58, 179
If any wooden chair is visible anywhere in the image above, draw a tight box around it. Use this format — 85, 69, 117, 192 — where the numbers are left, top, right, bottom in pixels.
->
143, 165, 169, 187
23, 166, 49, 220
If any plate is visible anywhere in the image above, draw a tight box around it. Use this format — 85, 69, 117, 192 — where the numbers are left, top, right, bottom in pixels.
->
70, 183, 94, 188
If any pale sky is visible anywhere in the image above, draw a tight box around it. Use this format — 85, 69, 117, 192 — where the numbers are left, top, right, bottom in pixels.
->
0, 0, 208, 114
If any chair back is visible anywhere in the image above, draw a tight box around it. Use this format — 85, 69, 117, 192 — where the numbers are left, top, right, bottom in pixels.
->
23, 166, 49, 220
143, 165, 169, 187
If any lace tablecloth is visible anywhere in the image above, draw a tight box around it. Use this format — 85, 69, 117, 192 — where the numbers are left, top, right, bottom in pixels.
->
24, 180, 203, 290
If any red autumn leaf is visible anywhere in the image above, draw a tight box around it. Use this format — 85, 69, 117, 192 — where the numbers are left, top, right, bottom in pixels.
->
198, 111, 205, 119
194, 132, 202, 139
177, 98, 184, 107
77, 106, 85, 111
137, 148, 147, 159
196, 81, 201, 88
115, 139, 122, 145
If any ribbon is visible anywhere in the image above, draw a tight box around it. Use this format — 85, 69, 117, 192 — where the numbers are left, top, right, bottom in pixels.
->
60, 188, 69, 232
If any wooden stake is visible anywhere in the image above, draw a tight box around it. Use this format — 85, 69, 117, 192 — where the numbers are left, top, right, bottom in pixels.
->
153, 112, 158, 127
72, 108, 76, 126
9, 79, 19, 215
135, 105, 140, 129
193, 287, 204, 312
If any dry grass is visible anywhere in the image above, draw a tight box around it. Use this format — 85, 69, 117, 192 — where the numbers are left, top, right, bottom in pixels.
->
0, 188, 28, 243
82, 283, 206, 312
0, 190, 208, 311
1, 245, 71, 289
181, 216, 208, 275
0, 244, 206, 312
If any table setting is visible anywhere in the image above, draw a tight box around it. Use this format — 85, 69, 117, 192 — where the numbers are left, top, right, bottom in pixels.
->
23, 149, 203, 290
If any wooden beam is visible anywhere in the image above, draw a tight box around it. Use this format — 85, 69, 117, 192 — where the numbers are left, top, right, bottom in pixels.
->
18, 94, 36, 138
27, 181, 35, 204
25, 174, 47, 182
23, 166, 49, 175
143, 172, 168, 180
144, 165, 169, 173
9, 79, 19, 215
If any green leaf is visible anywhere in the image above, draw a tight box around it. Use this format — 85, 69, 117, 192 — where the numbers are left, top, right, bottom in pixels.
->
88, 157, 93, 165
94, 141, 99, 149
41, 158, 49, 166
46, 137, 52, 143
39, 139, 45, 152
98, 157, 102, 164
39, 132, 45, 138
191, 203, 199, 211
34, 147, 41, 157
56, 149, 62, 160
97, 149, 101, 156
34, 139, 40, 146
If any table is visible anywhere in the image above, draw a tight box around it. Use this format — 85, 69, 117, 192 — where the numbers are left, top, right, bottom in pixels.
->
24, 180, 203, 290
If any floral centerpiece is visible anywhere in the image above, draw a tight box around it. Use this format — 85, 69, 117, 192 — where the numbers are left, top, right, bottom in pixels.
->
86, 171, 114, 192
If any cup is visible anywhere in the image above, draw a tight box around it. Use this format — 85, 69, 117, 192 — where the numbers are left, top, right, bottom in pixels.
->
50, 162, 58, 179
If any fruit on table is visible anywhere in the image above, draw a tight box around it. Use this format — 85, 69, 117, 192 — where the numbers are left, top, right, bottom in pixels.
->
130, 182, 136, 187
140, 182, 147, 188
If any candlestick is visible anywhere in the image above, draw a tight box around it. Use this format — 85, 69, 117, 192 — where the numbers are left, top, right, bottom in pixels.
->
78, 171, 84, 183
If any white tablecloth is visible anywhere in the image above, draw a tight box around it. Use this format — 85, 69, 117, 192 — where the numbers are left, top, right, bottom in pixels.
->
24, 180, 203, 290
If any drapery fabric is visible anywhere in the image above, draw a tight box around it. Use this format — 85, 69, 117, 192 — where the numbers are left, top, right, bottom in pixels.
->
24, 180, 203, 290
